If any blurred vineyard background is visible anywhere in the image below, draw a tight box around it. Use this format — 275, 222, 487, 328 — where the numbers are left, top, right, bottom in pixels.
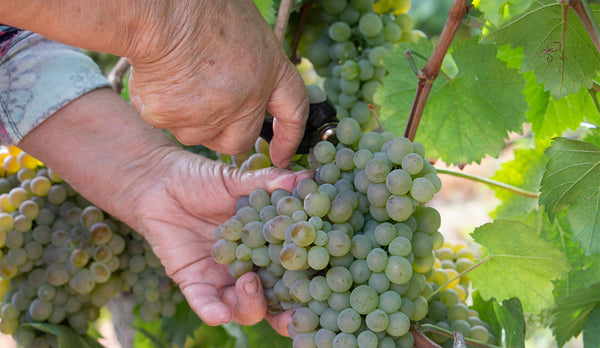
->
0, 0, 590, 347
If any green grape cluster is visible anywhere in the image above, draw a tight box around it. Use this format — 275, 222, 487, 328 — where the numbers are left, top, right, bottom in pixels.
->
0, 149, 183, 348
213, 116, 452, 347
304, 0, 421, 131
419, 242, 495, 347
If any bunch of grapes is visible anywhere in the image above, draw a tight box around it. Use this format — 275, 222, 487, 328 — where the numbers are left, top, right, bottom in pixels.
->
232, 137, 274, 171
0, 146, 183, 347
214, 114, 453, 347
418, 242, 495, 347
304, 0, 421, 130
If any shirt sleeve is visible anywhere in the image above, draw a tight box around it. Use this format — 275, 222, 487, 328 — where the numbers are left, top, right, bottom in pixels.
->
0, 31, 112, 144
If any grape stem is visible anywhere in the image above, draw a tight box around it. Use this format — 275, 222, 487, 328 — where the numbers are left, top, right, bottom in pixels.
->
410, 325, 442, 348
426, 257, 489, 301
108, 57, 130, 93
274, 0, 295, 42
568, 0, 600, 54
403, 0, 472, 141
435, 168, 540, 199
368, 104, 386, 132
419, 323, 503, 348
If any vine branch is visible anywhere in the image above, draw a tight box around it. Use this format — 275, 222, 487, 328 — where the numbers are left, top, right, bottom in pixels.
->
435, 168, 540, 198
274, 0, 295, 42
568, 0, 600, 54
107, 57, 130, 94
403, 0, 471, 141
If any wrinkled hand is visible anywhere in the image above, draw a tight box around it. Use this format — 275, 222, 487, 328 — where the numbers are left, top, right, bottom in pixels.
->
127, 0, 308, 168
130, 152, 313, 333
18, 87, 312, 335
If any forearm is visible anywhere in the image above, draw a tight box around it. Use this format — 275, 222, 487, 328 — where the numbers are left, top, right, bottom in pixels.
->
17, 87, 180, 225
0, 0, 197, 58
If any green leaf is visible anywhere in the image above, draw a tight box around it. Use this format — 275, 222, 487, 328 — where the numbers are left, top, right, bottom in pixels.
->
490, 139, 548, 220
583, 127, 600, 148
120, 70, 130, 102
526, 208, 600, 298
188, 324, 237, 348
548, 282, 600, 347
493, 298, 526, 348
243, 320, 293, 348
223, 322, 249, 348
471, 291, 503, 340
162, 300, 203, 348
496, 44, 525, 69
254, 0, 277, 26
470, 219, 570, 313
584, 305, 600, 348
524, 71, 599, 139
376, 37, 528, 164
482, 0, 600, 98
134, 315, 166, 348
477, 0, 534, 26
539, 138, 600, 254
23, 323, 103, 348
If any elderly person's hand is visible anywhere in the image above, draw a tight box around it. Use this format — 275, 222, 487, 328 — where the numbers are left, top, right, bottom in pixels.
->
19, 87, 312, 334
2, 0, 309, 168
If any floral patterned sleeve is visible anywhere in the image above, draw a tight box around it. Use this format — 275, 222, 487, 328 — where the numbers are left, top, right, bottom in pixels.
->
0, 28, 112, 144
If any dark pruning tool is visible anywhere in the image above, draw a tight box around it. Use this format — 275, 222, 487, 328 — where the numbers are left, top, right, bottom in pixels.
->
260, 98, 339, 154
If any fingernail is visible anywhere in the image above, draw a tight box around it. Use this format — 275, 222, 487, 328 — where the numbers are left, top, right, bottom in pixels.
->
244, 278, 258, 295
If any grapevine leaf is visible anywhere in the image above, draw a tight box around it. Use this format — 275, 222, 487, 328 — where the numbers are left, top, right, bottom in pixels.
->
81, 336, 106, 348
496, 44, 525, 69
539, 138, 600, 254
548, 282, 600, 347
243, 320, 293, 348
525, 208, 600, 298
493, 298, 526, 348
120, 70, 130, 102
490, 140, 548, 220
23, 323, 103, 348
162, 300, 203, 348
470, 219, 570, 313
192, 324, 237, 348
477, 0, 535, 26
223, 322, 250, 348
376, 37, 528, 164
583, 127, 600, 148
471, 291, 503, 340
482, 0, 600, 98
583, 305, 600, 347
134, 318, 166, 348
494, 44, 600, 138
253, 0, 277, 26
523, 71, 599, 139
